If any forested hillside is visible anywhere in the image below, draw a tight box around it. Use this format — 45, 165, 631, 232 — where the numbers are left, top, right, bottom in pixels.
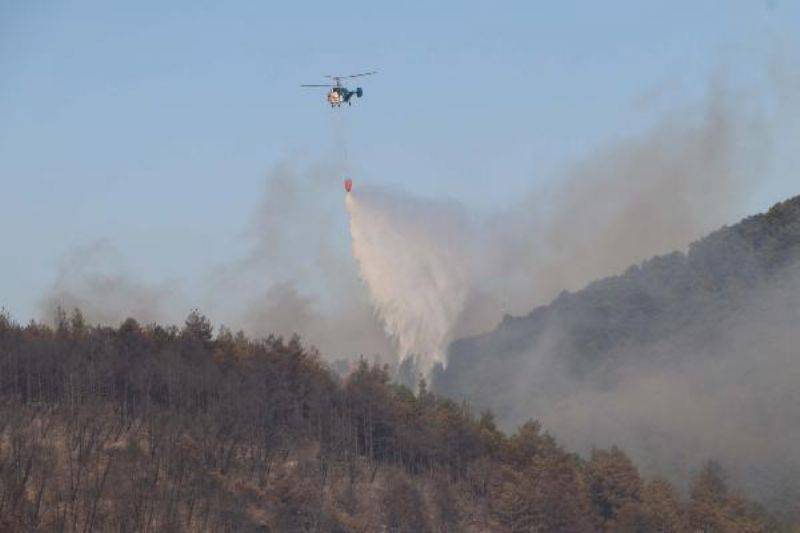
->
438, 194, 800, 401
435, 194, 800, 519
0, 308, 789, 531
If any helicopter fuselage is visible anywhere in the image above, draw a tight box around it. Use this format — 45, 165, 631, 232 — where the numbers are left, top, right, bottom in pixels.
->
327, 86, 363, 107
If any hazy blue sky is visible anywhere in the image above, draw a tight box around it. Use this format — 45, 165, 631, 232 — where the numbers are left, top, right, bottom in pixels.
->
1, 1, 798, 323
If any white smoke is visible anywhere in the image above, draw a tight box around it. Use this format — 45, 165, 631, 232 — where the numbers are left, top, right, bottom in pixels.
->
346, 187, 474, 374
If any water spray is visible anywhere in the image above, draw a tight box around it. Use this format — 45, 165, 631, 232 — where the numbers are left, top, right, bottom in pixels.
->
345, 187, 473, 376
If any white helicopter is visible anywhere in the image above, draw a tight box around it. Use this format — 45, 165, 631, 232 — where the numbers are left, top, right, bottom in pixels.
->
301, 71, 376, 107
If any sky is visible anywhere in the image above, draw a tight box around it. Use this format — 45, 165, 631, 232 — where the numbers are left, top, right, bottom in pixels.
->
1, 0, 799, 324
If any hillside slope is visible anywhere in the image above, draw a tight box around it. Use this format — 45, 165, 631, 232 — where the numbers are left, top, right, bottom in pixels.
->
435, 194, 800, 512
1, 312, 785, 531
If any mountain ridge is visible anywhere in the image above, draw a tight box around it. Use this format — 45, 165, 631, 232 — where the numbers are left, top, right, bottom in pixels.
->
436, 193, 800, 423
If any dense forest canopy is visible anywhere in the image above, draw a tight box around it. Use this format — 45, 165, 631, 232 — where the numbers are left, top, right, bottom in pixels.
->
0, 306, 792, 531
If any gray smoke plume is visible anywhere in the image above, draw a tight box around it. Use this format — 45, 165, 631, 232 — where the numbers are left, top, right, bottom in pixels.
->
485, 81, 768, 316
204, 160, 393, 362
39, 240, 179, 325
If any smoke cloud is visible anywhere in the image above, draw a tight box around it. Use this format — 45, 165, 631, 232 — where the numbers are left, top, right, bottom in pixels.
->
40, 240, 179, 325
206, 160, 394, 362
486, 82, 767, 315
38, 162, 394, 364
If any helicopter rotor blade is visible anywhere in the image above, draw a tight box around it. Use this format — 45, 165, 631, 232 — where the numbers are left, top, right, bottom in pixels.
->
344, 71, 377, 78
324, 71, 377, 80
300, 84, 334, 87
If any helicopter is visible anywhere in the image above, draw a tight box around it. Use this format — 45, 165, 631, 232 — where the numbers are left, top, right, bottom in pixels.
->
301, 71, 376, 107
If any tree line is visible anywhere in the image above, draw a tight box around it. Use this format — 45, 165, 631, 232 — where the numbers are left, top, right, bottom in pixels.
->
0, 308, 790, 531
